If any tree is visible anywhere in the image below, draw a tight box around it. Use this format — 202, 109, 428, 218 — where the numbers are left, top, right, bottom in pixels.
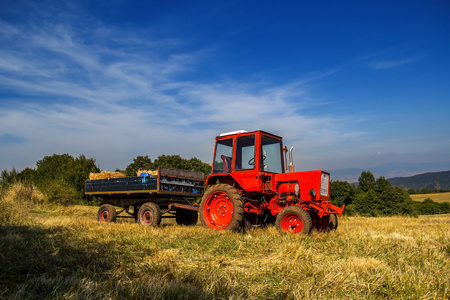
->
378, 185, 400, 215
186, 157, 212, 176
125, 155, 154, 176
353, 189, 379, 216
358, 171, 375, 192
154, 155, 211, 175
375, 176, 391, 194
34, 154, 99, 205
420, 198, 441, 215
64, 155, 100, 200
330, 180, 355, 207
127, 154, 211, 177
35, 153, 73, 181
17, 168, 36, 185
0, 168, 19, 189
153, 155, 184, 169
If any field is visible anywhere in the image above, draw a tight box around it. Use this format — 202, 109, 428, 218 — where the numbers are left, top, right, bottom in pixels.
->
0, 203, 448, 300
410, 192, 450, 203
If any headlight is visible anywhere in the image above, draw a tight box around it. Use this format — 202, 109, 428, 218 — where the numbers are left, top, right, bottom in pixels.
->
320, 172, 329, 196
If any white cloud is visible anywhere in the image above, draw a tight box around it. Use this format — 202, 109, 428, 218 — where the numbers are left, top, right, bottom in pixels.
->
1, 4, 437, 173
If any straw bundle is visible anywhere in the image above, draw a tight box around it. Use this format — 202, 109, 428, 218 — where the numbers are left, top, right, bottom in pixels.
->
89, 171, 126, 180
136, 170, 158, 176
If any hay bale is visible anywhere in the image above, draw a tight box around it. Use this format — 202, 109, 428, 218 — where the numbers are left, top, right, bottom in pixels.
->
136, 170, 158, 177
89, 171, 126, 180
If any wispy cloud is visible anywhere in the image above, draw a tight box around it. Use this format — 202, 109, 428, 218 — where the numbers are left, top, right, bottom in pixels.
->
368, 56, 420, 70
0, 15, 356, 171
0, 2, 409, 171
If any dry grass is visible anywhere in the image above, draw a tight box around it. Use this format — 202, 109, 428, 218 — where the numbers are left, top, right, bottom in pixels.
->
411, 192, 450, 203
89, 171, 125, 180
0, 182, 47, 224
0, 196, 449, 299
136, 170, 158, 176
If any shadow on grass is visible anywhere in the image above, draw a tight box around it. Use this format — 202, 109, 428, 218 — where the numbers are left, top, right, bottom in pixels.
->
0, 224, 215, 299
0, 224, 115, 299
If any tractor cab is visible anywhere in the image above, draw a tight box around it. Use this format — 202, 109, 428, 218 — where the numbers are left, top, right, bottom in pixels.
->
206, 130, 284, 192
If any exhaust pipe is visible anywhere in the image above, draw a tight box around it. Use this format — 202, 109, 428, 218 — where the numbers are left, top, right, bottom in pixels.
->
288, 147, 296, 173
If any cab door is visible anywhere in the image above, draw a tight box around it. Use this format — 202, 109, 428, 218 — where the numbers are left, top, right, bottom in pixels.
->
231, 134, 261, 191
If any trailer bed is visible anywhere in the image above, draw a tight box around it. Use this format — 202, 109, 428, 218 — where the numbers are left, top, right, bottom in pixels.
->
85, 166, 205, 198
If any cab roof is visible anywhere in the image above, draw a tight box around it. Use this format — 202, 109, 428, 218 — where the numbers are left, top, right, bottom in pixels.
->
217, 130, 282, 140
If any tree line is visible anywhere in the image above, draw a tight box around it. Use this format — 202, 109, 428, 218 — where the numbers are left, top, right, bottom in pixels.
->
407, 188, 450, 194
330, 171, 450, 216
0, 154, 211, 206
1, 155, 449, 215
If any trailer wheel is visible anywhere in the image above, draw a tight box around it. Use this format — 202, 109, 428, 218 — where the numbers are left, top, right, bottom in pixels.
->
200, 184, 244, 231
176, 210, 198, 226
276, 206, 312, 234
97, 204, 117, 223
138, 202, 162, 227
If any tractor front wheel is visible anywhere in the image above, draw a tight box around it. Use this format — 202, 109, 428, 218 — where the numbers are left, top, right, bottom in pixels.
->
97, 204, 117, 223
199, 184, 244, 231
138, 202, 162, 227
276, 206, 312, 234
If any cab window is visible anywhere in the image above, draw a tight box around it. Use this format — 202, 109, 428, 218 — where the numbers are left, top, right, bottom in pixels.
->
261, 135, 283, 173
213, 138, 233, 173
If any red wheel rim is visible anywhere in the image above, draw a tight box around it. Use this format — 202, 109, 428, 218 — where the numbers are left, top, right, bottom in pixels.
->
140, 209, 153, 225
99, 209, 109, 222
281, 213, 303, 233
203, 191, 233, 230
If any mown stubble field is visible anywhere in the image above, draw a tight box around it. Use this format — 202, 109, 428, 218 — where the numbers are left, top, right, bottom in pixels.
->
1, 205, 449, 299
410, 192, 450, 203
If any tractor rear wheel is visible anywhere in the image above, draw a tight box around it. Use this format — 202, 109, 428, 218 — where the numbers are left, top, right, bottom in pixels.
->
199, 184, 244, 231
97, 204, 117, 223
138, 202, 162, 227
276, 206, 312, 234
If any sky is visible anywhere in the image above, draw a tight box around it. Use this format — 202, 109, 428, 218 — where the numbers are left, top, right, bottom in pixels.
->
0, 0, 449, 177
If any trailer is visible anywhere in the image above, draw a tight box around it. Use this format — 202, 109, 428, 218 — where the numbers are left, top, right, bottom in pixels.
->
85, 166, 205, 226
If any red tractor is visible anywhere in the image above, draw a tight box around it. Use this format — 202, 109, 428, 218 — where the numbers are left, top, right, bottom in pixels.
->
199, 130, 344, 234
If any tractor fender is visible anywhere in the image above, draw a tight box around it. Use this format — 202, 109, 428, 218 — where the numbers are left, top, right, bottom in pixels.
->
205, 174, 243, 190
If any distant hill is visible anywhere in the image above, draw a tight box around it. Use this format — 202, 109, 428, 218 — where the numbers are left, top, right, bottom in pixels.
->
387, 170, 450, 190
330, 162, 450, 182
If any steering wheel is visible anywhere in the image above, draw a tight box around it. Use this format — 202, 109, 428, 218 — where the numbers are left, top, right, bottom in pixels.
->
248, 155, 266, 166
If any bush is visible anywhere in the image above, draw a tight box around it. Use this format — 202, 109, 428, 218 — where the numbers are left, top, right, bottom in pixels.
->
330, 172, 416, 216
39, 181, 80, 206
0, 182, 47, 224
412, 198, 450, 215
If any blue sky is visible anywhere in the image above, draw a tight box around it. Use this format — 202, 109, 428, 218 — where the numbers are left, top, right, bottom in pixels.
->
0, 0, 449, 177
